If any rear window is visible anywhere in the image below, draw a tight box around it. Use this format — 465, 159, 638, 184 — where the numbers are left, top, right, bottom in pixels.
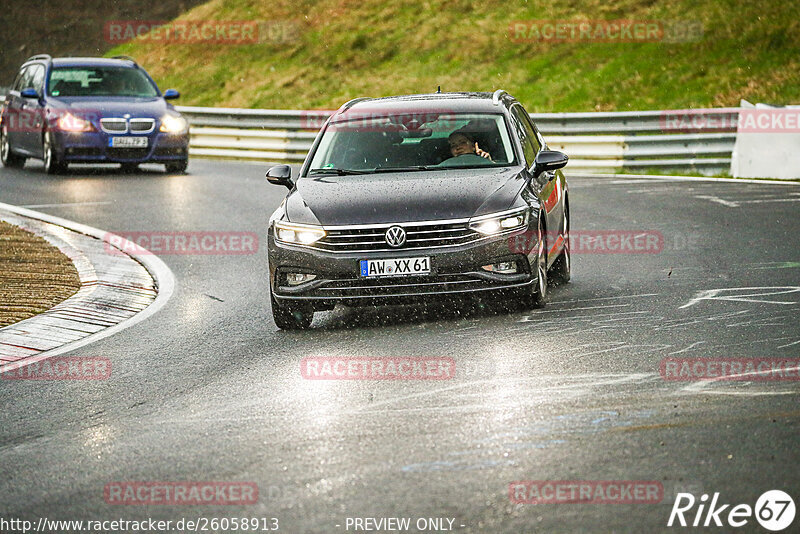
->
47, 67, 158, 98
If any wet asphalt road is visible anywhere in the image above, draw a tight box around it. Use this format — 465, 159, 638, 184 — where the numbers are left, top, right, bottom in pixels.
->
0, 159, 799, 533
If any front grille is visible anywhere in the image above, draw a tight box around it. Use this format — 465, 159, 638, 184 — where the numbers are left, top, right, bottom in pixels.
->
100, 118, 127, 133
129, 118, 155, 133
301, 273, 520, 299
107, 148, 149, 160
315, 221, 484, 252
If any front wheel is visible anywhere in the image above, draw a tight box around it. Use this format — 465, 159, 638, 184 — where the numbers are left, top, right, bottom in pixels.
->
43, 132, 67, 174
1, 126, 26, 168
271, 292, 314, 330
520, 214, 547, 309
165, 159, 188, 173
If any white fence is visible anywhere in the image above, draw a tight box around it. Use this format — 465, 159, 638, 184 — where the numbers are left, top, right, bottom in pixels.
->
176, 105, 739, 175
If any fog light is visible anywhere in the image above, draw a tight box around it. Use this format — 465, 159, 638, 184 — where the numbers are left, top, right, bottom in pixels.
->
482, 261, 517, 274
286, 273, 316, 286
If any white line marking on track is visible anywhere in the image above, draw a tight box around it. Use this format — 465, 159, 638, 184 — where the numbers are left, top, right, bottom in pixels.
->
569, 173, 800, 186
680, 287, 800, 308
735, 198, 800, 204
20, 201, 113, 208
680, 366, 800, 397
695, 195, 740, 207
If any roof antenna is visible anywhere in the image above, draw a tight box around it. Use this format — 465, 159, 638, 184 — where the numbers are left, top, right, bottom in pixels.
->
436, 86, 441, 93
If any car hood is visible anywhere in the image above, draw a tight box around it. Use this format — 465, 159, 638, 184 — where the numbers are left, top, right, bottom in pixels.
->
48, 97, 170, 118
285, 167, 527, 226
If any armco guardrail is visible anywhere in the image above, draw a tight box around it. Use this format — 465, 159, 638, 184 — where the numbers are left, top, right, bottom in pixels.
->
175, 106, 740, 175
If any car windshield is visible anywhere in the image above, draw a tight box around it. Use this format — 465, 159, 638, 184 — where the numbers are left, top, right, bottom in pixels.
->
306, 112, 517, 175
47, 66, 159, 98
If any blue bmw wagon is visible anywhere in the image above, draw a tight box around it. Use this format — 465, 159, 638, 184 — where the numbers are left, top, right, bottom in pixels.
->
0, 55, 189, 174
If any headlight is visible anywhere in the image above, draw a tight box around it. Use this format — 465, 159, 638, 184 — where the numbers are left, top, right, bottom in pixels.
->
274, 221, 326, 245
159, 114, 188, 133
469, 210, 528, 235
57, 113, 94, 132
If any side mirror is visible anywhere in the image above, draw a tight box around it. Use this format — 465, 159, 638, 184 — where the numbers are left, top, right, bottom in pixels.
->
163, 89, 180, 100
20, 88, 39, 99
532, 150, 568, 176
266, 165, 293, 188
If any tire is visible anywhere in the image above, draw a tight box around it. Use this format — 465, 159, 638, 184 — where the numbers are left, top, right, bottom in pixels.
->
549, 203, 571, 284
1, 126, 26, 168
165, 159, 188, 173
120, 162, 140, 173
520, 214, 547, 309
43, 131, 67, 174
271, 292, 314, 330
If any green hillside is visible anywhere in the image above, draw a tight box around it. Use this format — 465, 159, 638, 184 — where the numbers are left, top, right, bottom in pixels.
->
109, 0, 800, 111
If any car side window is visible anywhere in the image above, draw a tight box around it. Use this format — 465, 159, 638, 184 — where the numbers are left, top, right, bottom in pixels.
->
29, 65, 45, 94
510, 105, 536, 167
12, 67, 28, 92
531, 119, 546, 150
520, 111, 544, 153
18, 67, 36, 92
515, 105, 542, 154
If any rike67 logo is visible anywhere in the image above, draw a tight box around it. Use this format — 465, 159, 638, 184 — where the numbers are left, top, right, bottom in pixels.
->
668, 490, 796, 531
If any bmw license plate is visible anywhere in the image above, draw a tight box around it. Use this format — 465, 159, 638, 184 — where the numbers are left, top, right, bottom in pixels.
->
360, 257, 430, 277
109, 136, 148, 148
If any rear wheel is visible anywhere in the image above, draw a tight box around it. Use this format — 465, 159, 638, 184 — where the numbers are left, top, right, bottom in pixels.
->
43, 132, 67, 174
550, 203, 571, 284
1, 126, 26, 168
165, 159, 188, 173
271, 292, 314, 330
520, 214, 547, 309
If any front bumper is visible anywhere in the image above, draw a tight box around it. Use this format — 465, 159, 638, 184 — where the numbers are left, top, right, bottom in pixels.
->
268, 227, 538, 307
53, 130, 189, 163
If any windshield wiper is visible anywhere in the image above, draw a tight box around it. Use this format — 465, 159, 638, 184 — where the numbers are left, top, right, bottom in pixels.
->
373, 165, 432, 173
308, 168, 367, 175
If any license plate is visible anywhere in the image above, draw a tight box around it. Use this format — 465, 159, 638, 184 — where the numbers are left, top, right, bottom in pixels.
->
360, 257, 430, 277
109, 136, 148, 148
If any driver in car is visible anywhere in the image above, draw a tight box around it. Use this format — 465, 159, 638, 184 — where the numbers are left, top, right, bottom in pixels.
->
446, 132, 493, 162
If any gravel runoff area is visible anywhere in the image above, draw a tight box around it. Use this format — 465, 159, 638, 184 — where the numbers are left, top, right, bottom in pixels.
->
0, 220, 80, 327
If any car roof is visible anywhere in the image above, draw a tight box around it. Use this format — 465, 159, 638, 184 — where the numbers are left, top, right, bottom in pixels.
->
47, 57, 138, 68
336, 92, 517, 117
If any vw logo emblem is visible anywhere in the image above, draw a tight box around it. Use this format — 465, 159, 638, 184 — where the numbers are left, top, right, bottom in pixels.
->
385, 226, 406, 248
